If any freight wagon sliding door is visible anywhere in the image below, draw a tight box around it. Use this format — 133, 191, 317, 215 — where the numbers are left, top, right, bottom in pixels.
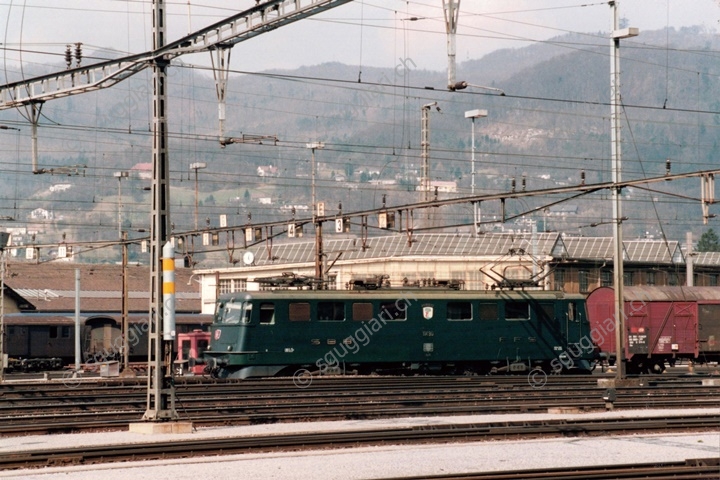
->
698, 304, 720, 355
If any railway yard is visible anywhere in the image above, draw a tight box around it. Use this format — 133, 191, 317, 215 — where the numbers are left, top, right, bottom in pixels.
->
0, 370, 717, 479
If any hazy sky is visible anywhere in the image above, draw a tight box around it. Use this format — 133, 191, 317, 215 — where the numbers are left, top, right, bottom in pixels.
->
1, 0, 720, 77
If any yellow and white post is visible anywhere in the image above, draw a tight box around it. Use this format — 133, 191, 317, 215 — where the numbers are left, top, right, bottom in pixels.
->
162, 242, 176, 341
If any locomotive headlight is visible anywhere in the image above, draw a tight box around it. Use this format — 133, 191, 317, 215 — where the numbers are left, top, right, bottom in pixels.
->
227, 345, 233, 351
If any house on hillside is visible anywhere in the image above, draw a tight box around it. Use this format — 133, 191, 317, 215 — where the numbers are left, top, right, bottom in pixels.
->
30, 208, 53, 220
257, 165, 278, 177
131, 163, 153, 180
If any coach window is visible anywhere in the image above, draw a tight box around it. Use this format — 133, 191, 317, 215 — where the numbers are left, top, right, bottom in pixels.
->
478, 303, 498, 321
259, 303, 275, 324
289, 302, 311, 321
49, 326, 58, 338
379, 302, 407, 321
505, 301, 530, 321
352, 303, 373, 321
447, 302, 472, 321
318, 302, 345, 321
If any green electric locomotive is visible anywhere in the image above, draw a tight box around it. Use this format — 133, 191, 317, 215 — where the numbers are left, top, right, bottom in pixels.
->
203, 285, 595, 379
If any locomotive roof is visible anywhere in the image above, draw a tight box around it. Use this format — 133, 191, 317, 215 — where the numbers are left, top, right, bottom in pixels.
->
217, 289, 585, 302
589, 285, 720, 302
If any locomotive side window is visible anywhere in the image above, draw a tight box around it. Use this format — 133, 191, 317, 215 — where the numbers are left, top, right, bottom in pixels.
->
505, 301, 530, 321
539, 303, 555, 323
197, 339, 209, 354
379, 302, 407, 321
447, 302, 472, 321
49, 326, 58, 338
289, 302, 311, 321
478, 303, 498, 321
352, 303, 373, 321
318, 301, 345, 321
259, 303, 275, 324
61, 326, 71, 338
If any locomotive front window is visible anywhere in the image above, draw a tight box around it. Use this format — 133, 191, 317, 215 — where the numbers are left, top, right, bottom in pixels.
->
318, 301, 345, 321
289, 302, 311, 321
505, 301, 530, 321
379, 302, 407, 321
221, 302, 250, 324
447, 302, 472, 321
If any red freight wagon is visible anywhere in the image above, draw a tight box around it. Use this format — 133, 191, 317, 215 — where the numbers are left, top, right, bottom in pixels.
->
586, 286, 720, 374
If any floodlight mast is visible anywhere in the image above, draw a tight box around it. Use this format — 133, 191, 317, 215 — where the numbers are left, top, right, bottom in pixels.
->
465, 109, 488, 237
610, 0, 638, 381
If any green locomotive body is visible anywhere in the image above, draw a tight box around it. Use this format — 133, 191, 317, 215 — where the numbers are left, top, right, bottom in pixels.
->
204, 288, 594, 378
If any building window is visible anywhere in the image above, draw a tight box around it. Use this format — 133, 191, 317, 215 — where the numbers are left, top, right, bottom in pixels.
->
553, 269, 565, 291
623, 271, 633, 286
710, 274, 718, 287
646, 271, 655, 286
668, 272, 678, 286
579, 270, 589, 293
219, 278, 246, 294
600, 270, 612, 287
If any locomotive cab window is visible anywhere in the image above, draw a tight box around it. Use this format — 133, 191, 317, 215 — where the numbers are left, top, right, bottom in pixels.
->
505, 301, 530, 321
447, 302, 472, 321
567, 302, 576, 322
318, 301, 345, 321
379, 302, 407, 321
220, 301, 251, 324
259, 303, 275, 324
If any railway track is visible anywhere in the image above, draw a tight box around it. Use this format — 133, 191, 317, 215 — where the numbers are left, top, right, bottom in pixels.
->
1, 414, 717, 471
379, 457, 720, 480
0, 374, 718, 435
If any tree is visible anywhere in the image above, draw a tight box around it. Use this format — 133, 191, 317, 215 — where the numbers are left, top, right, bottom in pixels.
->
697, 228, 720, 252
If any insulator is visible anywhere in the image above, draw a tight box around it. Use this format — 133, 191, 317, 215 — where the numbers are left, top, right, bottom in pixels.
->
74, 42, 82, 66
581, 170, 586, 185
382, 194, 387, 207
511, 178, 516, 192
665, 159, 671, 176
64, 45, 72, 69
522, 176, 526, 191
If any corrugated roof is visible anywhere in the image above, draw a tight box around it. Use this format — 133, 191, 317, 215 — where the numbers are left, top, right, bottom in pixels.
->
3, 262, 201, 312
245, 233, 561, 266
694, 251, 720, 266
562, 237, 682, 264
